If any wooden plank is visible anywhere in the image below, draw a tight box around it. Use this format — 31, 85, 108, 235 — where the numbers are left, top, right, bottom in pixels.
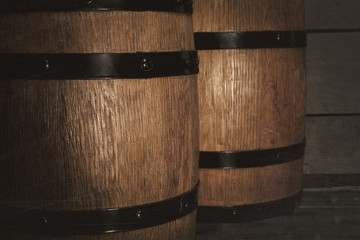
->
305, 0, 360, 30
197, 208, 360, 240
304, 116, 360, 174
300, 190, 360, 207
197, 175, 360, 239
301, 174, 360, 207
302, 174, 360, 188
306, 32, 360, 114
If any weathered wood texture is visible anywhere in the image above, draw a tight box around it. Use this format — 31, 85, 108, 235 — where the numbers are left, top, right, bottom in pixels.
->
0, 11, 194, 53
193, 0, 305, 32
306, 33, 360, 114
199, 159, 303, 206
305, 0, 360, 30
301, 189, 360, 207
197, 49, 306, 152
197, 175, 360, 240
305, 0, 360, 177
0, 11, 198, 240
196, 206, 360, 240
302, 174, 360, 188
193, 0, 306, 207
304, 116, 360, 174
0, 79, 199, 209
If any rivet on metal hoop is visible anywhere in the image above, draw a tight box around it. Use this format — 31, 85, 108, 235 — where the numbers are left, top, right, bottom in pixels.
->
82, 0, 93, 4
276, 33, 281, 40
45, 59, 50, 69
136, 210, 143, 219
232, 208, 237, 215
140, 58, 153, 71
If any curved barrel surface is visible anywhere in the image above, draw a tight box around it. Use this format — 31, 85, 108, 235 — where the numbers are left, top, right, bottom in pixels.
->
0, 4, 199, 239
193, 0, 306, 222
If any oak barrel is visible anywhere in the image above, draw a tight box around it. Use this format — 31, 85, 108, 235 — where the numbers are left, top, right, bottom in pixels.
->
0, 1, 199, 239
193, 0, 306, 222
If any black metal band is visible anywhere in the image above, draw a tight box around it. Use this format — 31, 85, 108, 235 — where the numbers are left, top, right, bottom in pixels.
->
0, 51, 199, 80
0, 182, 198, 235
194, 31, 307, 50
0, 0, 193, 13
200, 141, 305, 169
197, 191, 301, 223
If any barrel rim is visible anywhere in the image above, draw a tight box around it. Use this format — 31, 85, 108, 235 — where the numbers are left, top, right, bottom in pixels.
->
194, 31, 307, 50
197, 191, 301, 223
0, 181, 199, 235
0, 0, 193, 14
199, 140, 306, 169
0, 51, 199, 80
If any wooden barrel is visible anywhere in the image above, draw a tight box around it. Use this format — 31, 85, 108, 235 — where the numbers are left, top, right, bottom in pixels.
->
193, 0, 306, 222
0, 1, 199, 239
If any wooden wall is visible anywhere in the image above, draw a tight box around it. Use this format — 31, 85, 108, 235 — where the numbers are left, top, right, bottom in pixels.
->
304, 0, 360, 176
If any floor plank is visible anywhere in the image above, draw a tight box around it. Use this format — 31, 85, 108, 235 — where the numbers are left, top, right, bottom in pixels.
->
197, 207, 360, 240
196, 174, 360, 239
304, 116, 360, 174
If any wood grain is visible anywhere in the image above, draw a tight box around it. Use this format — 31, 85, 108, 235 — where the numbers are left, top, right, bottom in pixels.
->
198, 49, 306, 151
193, 0, 305, 32
304, 116, 360, 174
0, 78, 199, 209
199, 159, 303, 206
196, 175, 360, 239
193, 0, 306, 209
0, 11, 194, 53
302, 174, 360, 189
0, 10, 198, 240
